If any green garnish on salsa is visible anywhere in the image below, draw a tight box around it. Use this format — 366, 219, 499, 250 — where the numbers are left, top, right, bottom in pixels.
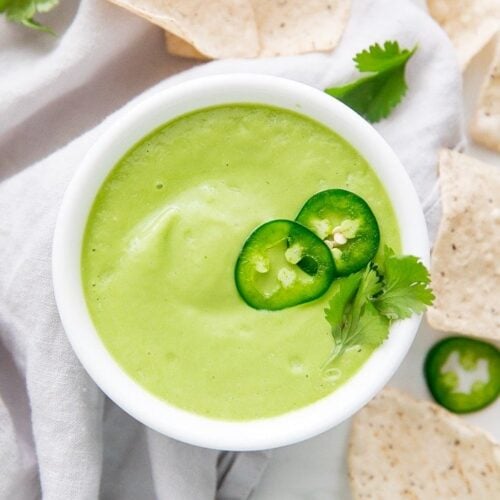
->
234, 187, 433, 369
323, 247, 433, 365
296, 189, 380, 276
234, 219, 335, 310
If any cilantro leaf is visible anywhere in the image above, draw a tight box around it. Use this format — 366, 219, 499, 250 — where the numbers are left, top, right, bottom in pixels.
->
1, 0, 59, 34
325, 41, 416, 123
353, 301, 390, 348
354, 41, 415, 72
36, 0, 59, 13
322, 247, 433, 368
373, 247, 434, 320
357, 262, 383, 301
326, 67, 408, 123
325, 272, 361, 329
324, 266, 388, 364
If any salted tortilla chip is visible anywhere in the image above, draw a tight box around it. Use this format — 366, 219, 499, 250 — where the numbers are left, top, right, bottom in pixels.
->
471, 36, 500, 152
426, 150, 500, 340
349, 388, 500, 499
428, 0, 500, 70
251, 0, 350, 57
107, 0, 259, 59
165, 32, 208, 60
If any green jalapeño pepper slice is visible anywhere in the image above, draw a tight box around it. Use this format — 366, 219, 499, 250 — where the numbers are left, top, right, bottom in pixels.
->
296, 189, 380, 276
235, 220, 335, 310
424, 337, 500, 414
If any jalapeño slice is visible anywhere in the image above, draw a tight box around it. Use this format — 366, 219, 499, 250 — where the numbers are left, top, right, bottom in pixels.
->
296, 189, 380, 276
424, 337, 500, 414
235, 220, 335, 310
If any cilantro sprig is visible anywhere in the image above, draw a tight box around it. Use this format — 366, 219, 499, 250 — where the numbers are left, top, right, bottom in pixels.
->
325, 41, 417, 123
323, 246, 433, 366
374, 246, 435, 320
1, 0, 59, 34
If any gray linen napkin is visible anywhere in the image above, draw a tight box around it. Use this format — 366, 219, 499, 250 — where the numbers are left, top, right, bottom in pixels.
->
0, 0, 463, 498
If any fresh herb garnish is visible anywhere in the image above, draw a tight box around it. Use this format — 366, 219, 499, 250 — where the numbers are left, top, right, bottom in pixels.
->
323, 246, 433, 366
324, 265, 388, 365
325, 41, 417, 123
373, 246, 435, 320
1, 0, 59, 34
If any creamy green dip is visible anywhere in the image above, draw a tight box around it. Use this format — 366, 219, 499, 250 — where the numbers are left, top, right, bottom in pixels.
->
82, 104, 400, 420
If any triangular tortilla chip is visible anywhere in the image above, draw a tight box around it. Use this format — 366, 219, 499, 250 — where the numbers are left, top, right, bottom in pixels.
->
471, 35, 500, 152
428, 0, 500, 70
426, 150, 500, 340
251, 0, 350, 57
349, 388, 500, 499
115, 0, 350, 59
107, 0, 260, 59
165, 32, 209, 60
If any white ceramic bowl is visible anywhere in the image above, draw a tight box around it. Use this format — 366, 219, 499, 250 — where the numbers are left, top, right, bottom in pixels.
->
53, 74, 429, 451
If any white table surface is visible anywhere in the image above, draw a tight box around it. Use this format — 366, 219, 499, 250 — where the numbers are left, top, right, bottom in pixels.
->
250, 10, 500, 500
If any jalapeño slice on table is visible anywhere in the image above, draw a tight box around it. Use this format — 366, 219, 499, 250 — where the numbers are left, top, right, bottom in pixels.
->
235, 220, 335, 310
424, 337, 500, 414
296, 189, 380, 276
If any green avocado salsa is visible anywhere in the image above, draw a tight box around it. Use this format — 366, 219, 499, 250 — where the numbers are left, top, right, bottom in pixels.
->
82, 104, 400, 420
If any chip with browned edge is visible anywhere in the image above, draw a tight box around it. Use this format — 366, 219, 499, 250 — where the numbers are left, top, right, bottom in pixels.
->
349, 388, 500, 499
426, 149, 500, 340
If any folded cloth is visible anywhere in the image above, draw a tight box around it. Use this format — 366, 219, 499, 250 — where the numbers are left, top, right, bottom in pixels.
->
0, 0, 463, 498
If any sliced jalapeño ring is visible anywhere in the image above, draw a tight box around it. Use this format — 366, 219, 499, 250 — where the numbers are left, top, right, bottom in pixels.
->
424, 336, 500, 414
235, 219, 336, 310
296, 189, 380, 276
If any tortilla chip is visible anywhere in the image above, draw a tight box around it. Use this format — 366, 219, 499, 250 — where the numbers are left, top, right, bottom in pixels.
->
251, 0, 351, 57
426, 150, 500, 340
428, 0, 500, 70
470, 36, 500, 152
109, 0, 350, 59
349, 388, 500, 499
165, 32, 209, 60
107, 0, 260, 59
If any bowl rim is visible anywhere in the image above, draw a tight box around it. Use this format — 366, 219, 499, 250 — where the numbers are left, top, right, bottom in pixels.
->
52, 74, 429, 451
